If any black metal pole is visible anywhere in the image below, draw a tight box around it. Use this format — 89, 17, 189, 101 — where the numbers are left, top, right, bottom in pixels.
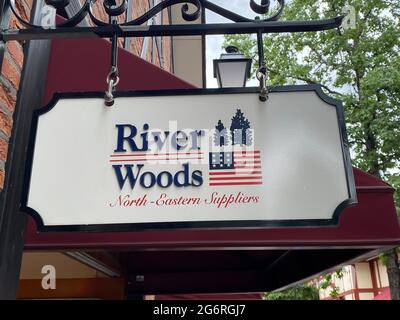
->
0, 0, 51, 299
257, 29, 265, 88
0, 16, 344, 41
111, 21, 118, 71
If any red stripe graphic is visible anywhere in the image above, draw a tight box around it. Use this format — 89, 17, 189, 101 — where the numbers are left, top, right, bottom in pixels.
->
234, 161, 261, 164
209, 171, 262, 175
234, 156, 261, 160
110, 151, 203, 157
233, 151, 260, 154
209, 181, 263, 186
110, 157, 203, 162
234, 165, 261, 169
209, 176, 262, 181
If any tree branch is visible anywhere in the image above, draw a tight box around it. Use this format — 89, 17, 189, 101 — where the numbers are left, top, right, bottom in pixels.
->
266, 66, 344, 96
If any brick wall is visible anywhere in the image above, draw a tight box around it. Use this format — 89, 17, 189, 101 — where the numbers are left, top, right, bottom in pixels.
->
162, 9, 172, 72
127, 0, 172, 73
0, 1, 32, 189
128, 0, 149, 56
87, 0, 173, 73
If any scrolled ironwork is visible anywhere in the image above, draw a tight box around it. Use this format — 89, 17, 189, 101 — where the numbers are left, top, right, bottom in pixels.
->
8, 0, 286, 29
180, 1, 202, 22
251, 0, 270, 15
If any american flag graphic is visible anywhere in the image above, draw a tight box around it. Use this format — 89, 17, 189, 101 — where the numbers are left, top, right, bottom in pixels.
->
208, 150, 262, 186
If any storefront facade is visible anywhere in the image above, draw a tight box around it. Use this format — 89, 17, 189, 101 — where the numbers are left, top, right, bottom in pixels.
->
0, 1, 399, 300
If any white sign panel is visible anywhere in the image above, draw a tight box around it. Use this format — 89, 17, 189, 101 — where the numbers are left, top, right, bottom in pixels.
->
22, 86, 356, 231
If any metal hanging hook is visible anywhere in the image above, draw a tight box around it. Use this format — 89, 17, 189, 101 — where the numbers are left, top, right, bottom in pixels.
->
104, 68, 119, 106
104, 20, 119, 106
257, 66, 268, 102
105, 66, 119, 106
104, 78, 115, 106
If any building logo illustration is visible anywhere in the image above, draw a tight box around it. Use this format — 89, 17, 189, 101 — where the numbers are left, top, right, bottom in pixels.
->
209, 109, 262, 186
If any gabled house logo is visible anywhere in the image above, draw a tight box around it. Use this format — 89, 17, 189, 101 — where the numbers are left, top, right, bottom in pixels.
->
209, 109, 263, 186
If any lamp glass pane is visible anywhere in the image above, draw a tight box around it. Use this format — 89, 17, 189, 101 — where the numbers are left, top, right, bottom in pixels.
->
218, 61, 248, 88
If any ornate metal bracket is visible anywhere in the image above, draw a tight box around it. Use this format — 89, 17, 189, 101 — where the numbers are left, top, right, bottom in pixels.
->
1, 0, 344, 41
9, 0, 286, 29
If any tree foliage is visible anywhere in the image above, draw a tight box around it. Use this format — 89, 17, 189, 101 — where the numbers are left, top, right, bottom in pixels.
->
264, 284, 320, 300
319, 269, 344, 299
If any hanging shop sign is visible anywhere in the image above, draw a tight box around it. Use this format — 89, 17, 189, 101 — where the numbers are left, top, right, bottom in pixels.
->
21, 86, 356, 231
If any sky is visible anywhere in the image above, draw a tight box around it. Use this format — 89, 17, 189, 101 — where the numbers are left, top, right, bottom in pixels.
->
205, 0, 259, 88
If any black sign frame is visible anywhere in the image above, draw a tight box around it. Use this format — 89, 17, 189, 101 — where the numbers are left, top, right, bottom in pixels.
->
21, 85, 357, 232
